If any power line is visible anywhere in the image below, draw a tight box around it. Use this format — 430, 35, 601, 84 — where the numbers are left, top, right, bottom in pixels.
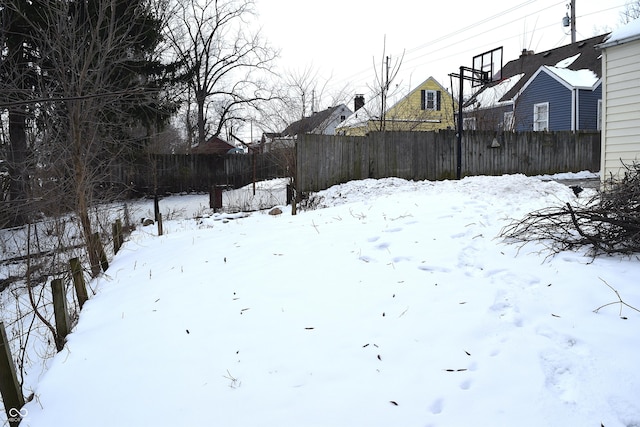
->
324, 1, 626, 103
405, 0, 539, 55
329, 0, 565, 91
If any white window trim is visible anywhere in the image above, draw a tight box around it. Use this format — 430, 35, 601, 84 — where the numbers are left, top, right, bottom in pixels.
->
422, 90, 441, 111
533, 102, 549, 131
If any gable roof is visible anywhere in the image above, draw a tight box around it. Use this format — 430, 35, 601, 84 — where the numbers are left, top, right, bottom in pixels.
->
282, 104, 351, 136
538, 65, 600, 89
339, 77, 454, 131
467, 33, 608, 107
386, 76, 450, 111
191, 136, 236, 155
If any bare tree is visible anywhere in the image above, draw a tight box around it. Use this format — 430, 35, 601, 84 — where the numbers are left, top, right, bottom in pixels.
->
620, 0, 640, 23
167, 0, 278, 146
0, 3, 41, 227
10, 0, 174, 276
369, 37, 404, 132
253, 64, 350, 137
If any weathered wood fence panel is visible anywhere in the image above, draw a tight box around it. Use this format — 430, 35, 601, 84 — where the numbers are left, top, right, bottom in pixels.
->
108, 152, 287, 195
297, 131, 600, 193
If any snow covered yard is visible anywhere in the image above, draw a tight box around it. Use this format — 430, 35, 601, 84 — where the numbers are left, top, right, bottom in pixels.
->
14, 173, 640, 427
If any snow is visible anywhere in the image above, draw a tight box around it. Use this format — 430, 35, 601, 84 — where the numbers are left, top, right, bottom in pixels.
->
16, 173, 640, 427
554, 53, 580, 68
337, 105, 378, 129
544, 66, 600, 89
602, 17, 640, 46
467, 73, 523, 110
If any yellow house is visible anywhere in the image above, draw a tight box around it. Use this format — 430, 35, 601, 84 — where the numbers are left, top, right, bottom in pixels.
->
385, 76, 456, 131
336, 77, 456, 136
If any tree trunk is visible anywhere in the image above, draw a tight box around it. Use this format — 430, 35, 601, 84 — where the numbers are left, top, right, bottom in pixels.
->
78, 194, 101, 278
6, 25, 30, 227
70, 107, 101, 277
197, 92, 206, 146
7, 107, 29, 226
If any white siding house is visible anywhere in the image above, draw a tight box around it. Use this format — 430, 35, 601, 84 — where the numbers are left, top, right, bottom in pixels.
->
599, 19, 640, 180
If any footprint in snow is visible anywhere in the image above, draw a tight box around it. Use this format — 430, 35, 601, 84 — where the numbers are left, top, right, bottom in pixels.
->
459, 378, 472, 390
429, 398, 444, 414
383, 227, 403, 233
418, 264, 452, 273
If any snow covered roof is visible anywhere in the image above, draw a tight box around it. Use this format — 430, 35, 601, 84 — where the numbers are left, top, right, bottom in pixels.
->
466, 74, 523, 111
543, 66, 600, 89
600, 18, 640, 48
555, 53, 580, 68
336, 100, 381, 130
466, 33, 607, 107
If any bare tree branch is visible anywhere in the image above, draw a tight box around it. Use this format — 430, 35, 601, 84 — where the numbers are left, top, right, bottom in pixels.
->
166, 0, 278, 145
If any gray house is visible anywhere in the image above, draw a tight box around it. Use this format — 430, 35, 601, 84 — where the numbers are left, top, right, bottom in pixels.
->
260, 104, 353, 152
465, 34, 608, 132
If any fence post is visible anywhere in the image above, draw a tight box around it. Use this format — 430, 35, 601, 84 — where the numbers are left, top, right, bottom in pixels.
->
51, 279, 69, 352
209, 185, 223, 211
153, 195, 160, 222
92, 232, 109, 272
0, 322, 25, 427
70, 257, 89, 309
157, 213, 163, 236
112, 219, 123, 254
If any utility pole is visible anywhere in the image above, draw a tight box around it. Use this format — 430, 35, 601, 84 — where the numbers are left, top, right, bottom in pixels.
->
564, 2, 576, 43
570, 1, 576, 43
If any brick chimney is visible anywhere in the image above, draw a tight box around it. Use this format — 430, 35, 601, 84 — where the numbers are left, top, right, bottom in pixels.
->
520, 49, 534, 57
354, 94, 365, 111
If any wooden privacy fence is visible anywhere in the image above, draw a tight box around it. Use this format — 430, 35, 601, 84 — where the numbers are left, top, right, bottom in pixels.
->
296, 130, 601, 193
109, 152, 287, 195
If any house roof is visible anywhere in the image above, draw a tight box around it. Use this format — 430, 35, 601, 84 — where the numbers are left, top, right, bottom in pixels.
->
338, 77, 452, 130
337, 93, 383, 129
467, 33, 609, 107
541, 66, 599, 89
386, 76, 450, 111
191, 136, 236, 155
599, 17, 640, 48
282, 104, 350, 136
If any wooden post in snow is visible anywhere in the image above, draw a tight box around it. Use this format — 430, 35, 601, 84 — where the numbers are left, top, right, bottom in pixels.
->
51, 279, 70, 352
91, 232, 109, 272
113, 219, 123, 254
70, 257, 89, 309
0, 322, 24, 427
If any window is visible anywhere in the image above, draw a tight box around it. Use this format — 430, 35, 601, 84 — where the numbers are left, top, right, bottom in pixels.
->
597, 99, 602, 131
533, 102, 549, 131
503, 111, 514, 131
463, 117, 476, 130
421, 90, 441, 111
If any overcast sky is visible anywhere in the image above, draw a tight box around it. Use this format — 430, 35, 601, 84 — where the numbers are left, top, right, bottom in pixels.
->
255, 0, 628, 109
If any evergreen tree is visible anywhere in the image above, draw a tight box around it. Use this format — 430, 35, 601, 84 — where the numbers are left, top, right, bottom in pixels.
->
0, 2, 42, 226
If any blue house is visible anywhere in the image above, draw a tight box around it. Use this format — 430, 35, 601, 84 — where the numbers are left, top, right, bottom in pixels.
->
516, 65, 601, 131
464, 34, 607, 132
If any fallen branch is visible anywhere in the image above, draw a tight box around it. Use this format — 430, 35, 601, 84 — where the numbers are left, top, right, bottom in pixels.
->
593, 278, 640, 317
